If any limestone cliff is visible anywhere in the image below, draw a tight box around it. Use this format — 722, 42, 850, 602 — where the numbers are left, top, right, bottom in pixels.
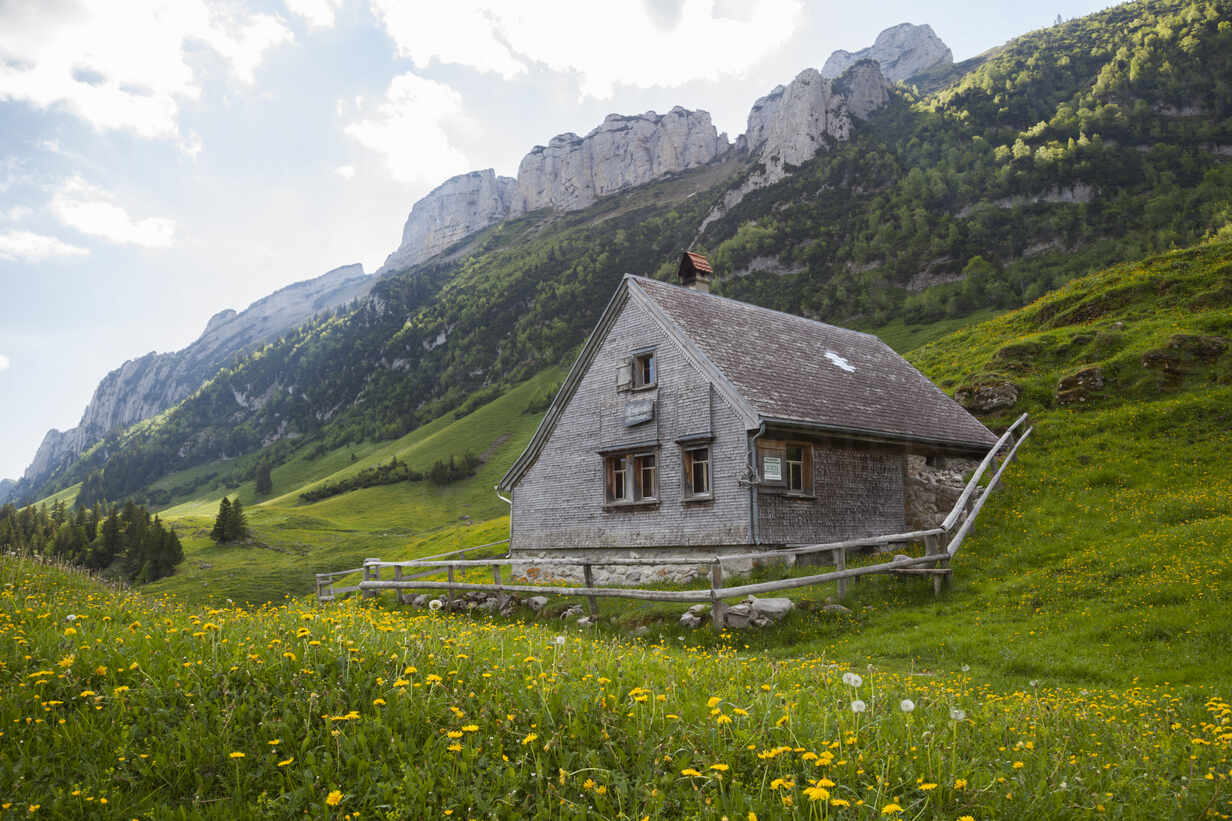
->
19, 263, 373, 491
510, 107, 728, 215
377, 170, 516, 274
699, 61, 891, 236
821, 23, 952, 83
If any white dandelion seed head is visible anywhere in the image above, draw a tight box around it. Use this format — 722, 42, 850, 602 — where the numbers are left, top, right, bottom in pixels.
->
66, 614, 77, 621
554, 635, 566, 646
1029, 679, 1039, 688
850, 699, 867, 713
842, 672, 863, 688
950, 707, 966, 721
961, 664, 970, 672
428, 599, 443, 611
899, 699, 915, 713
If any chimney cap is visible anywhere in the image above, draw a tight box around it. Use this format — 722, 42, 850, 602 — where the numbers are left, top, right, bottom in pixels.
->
677, 252, 713, 288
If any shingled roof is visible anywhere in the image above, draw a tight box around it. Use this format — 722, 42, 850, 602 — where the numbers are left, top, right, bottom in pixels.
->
630, 275, 997, 451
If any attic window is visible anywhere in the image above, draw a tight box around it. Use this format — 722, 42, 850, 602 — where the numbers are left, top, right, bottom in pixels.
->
632, 351, 656, 389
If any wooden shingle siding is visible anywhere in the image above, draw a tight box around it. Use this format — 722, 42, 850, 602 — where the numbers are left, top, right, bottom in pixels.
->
511, 297, 753, 552
756, 441, 906, 546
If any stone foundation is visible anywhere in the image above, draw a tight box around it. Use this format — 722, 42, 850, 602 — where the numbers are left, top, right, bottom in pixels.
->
510, 545, 796, 586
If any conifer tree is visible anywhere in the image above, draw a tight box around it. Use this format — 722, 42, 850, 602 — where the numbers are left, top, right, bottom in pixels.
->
226, 498, 248, 542
255, 463, 273, 496
210, 497, 232, 543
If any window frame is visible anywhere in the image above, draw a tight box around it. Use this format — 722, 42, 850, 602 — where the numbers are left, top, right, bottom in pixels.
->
757, 439, 814, 497
630, 349, 657, 391
681, 445, 713, 502
603, 448, 659, 508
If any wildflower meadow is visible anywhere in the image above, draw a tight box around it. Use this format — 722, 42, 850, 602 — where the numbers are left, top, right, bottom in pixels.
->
1, 558, 1228, 819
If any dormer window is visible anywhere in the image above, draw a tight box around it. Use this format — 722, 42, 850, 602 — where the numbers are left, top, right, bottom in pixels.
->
632, 350, 656, 389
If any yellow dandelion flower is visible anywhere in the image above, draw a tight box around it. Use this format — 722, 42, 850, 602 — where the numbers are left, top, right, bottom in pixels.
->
521, 733, 538, 745
681, 768, 703, 777
461, 724, 478, 732
881, 803, 903, 815
955, 779, 968, 789
1012, 761, 1024, 769
706, 696, 721, 708
446, 730, 463, 739
404, 666, 417, 674
372, 698, 386, 706
229, 752, 245, 759
447, 743, 462, 752
278, 758, 294, 767
921, 782, 938, 790
710, 763, 729, 771
325, 790, 342, 806
958, 816, 975, 821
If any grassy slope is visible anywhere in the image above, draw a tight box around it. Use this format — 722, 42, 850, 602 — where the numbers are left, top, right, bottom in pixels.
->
142, 368, 561, 604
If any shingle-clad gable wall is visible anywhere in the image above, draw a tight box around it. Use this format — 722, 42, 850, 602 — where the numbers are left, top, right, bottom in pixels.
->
511, 298, 752, 552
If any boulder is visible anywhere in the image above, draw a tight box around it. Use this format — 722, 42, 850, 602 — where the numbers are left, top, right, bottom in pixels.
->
748, 596, 793, 621
411, 594, 429, 608
721, 603, 753, 629
680, 612, 704, 629
527, 596, 549, 612
822, 604, 853, 615
955, 381, 1019, 413
1168, 333, 1228, 360
1056, 366, 1106, 404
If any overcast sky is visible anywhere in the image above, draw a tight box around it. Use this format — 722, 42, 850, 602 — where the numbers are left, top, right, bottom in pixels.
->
0, 0, 1112, 482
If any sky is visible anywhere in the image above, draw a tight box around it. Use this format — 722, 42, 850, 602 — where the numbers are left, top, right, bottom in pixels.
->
0, 0, 1113, 482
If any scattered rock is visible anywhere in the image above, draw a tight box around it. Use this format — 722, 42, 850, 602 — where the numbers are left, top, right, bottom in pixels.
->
1168, 333, 1228, 360
686, 604, 710, 617
560, 605, 585, 620
1056, 366, 1106, 404
723, 603, 753, 629
576, 616, 595, 628
1141, 348, 1187, 375
955, 381, 1019, 413
411, 594, 429, 608
527, 596, 549, 612
822, 604, 853, 615
680, 612, 704, 629
632, 626, 650, 637
748, 596, 793, 620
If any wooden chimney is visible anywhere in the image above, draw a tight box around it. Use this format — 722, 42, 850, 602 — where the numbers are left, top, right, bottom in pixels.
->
677, 251, 714, 293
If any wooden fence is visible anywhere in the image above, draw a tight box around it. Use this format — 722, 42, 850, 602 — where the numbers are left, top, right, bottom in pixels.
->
316, 413, 1032, 629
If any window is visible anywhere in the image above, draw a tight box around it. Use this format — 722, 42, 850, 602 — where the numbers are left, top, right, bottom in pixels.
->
758, 440, 812, 495
632, 351, 656, 389
785, 445, 805, 493
683, 446, 711, 499
605, 450, 658, 505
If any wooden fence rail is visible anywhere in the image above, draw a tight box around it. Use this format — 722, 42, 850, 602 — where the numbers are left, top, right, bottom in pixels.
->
316, 414, 1031, 628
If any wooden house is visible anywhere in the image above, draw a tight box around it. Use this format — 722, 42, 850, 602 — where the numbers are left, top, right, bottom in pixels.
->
497, 253, 997, 582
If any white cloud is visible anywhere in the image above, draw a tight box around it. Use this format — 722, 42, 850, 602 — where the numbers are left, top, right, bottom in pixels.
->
344, 72, 471, 183
0, 353, 8, 371
285, 0, 343, 28
51, 178, 176, 249
0, 0, 293, 140
335, 165, 355, 179
368, 0, 804, 97
1, 206, 32, 222
0, 230, 89, 262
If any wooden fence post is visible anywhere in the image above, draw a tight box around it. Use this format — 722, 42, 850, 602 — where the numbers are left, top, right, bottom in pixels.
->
924, 534, 948, 596
446, 566, 455, 611
393, 565, 405, 604
492, 564, 504, 608
363, 560, 378, 600
582, 564, 599, 618
833, 548, 847, 601
710, 561, 725, 632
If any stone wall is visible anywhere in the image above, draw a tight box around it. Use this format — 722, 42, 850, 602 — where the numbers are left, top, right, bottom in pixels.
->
756, 440, 906, 549
903, 454, 979, 530
510, 296, 754, 568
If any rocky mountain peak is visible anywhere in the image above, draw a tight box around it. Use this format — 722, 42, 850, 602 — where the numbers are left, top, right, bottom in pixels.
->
822, 22, 952, 83
204, 309, 237, 335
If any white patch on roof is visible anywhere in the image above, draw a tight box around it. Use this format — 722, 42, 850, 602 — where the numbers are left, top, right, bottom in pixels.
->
824, 350, 856, 373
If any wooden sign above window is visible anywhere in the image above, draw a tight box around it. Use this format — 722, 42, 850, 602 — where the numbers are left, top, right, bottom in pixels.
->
624, 398, 655, 427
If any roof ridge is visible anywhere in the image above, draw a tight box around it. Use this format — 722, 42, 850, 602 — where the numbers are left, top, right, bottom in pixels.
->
627, 274, 881, 342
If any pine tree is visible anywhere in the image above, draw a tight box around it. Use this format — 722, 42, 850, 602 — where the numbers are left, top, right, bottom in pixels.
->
225, 498, 248, 542
210, 497, 232, 543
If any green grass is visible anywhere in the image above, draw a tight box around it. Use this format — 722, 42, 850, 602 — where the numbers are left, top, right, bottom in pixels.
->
144, 369, 560, 604
2, 558, 1228, 819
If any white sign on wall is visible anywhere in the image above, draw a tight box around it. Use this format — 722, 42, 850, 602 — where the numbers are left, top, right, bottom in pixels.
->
763, 456, 782, 481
